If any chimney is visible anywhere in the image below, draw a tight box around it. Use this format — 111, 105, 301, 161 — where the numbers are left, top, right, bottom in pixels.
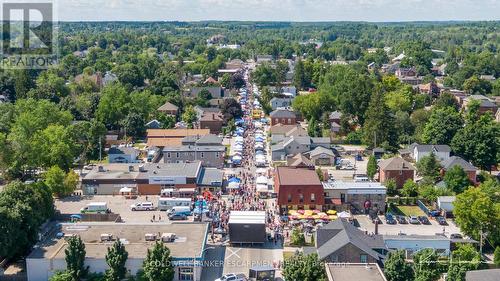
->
375, 219, 379, 235
129, 165, 134, 172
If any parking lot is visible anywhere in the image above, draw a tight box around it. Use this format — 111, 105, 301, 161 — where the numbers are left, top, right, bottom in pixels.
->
55, 195, 194, 223
354, 214, 463, 237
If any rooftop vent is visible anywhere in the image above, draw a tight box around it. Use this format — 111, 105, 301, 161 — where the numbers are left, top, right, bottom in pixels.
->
161, 233, 176, 243
98, 166, 105, 172
139, 165, 146, 172
128, 165, 134, 172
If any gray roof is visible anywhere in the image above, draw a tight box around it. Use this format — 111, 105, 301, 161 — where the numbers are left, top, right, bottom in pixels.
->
378, 157, 415, 171
398, 142, 419, 155
271, 144, 285, 152
466, 269, 500, 281
270, 97, 292, 103
157, 101, 178, 111
309, 146, 335, 158
108, 146, 137, 155
269, 109, 296, 118
311, 137, 330, 144
147, 161, 201, 178
197, 168, 223, 186
316, 219, 386, 261
163, 145, 225, 152
329, 111, 342, 120
415, 144, 451, 153
442, 156, 476, 172
182, 134, 223, 146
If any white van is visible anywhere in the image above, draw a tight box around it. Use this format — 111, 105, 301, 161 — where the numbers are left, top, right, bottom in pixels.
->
130, 202, 155, 211
80, 202, 108, 214
158, 198, 192, 211
167, 206, 192, 216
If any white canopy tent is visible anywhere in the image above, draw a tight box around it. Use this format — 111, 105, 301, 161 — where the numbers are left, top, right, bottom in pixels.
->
256, 176, 268, 185
227, 182, 241, 189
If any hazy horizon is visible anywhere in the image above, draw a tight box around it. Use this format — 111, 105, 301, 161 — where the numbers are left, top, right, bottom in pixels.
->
33, 0, 500, 22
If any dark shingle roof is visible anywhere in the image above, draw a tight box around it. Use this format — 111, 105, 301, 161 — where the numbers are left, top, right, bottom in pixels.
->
378, 157, 415, 171
442, 156, 476, 172
466, 269, 500, 281
270, 109, 296, 118
316, 219, 386, 260
197, 168, 223, 186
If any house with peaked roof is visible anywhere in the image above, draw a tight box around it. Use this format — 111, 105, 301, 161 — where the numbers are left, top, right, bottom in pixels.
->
441, 156, 477, 184
269, 109, 297, 126
378, 157, 415, 188
315, 219, 387, 263
270, 97, 293, 110
286, 153, 314, 168
157, 101, 179, 116
305, 146, 337, 166
274, 167, 324, 213
271, 136, 330, 161
403, 144, 451, 162
463, 95, 498, 115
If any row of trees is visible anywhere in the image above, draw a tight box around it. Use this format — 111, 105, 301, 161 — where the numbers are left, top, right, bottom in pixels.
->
385, 245, 482, 281
0, 181, 54, 259
52, 237, 175, 281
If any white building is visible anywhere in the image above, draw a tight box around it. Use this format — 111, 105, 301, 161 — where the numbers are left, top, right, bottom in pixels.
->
412, 144, 451, 162
384, 235, 451, 258
27, 223, 209, 281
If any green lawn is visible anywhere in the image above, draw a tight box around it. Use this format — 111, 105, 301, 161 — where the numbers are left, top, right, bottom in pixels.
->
393, 205, 426, 216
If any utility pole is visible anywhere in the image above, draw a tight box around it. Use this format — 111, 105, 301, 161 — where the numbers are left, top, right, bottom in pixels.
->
99, 136, 102, 162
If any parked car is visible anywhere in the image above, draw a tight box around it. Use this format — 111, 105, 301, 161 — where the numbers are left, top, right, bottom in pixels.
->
450, 233, 463, 239
408, 216, 420, 224
168, 213, 187, 221
437, 216, 447, 225
385, 213, 397, 224
215, 273, 247, 281
397, 215, 407, 224
418, 216, 430, 225
130, 202, 155, 211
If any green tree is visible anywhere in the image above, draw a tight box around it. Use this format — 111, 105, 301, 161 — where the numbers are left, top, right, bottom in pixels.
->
65, 235, 88, 280
105, 240, 129, 281
143, 242, 174, 281
366, 155, 378, 180
413, 248, 440, 281
384, 250, 414, 281
402, 179, 418, 197
282, 253, 326, 281
294, 59, 306, 90
416, 153, 441, 184
195, 89, 212, 107
494, 246, 500, 266
44, 166, 71, 197
96, 83, 130, 130
114, 63, 145, 87
453, 180, 500, 247
363, 90, 397, 148
122, 112, 146, 138
290, 227, 306, 246
49, 271, 74, 281
451, 114, 499, 171
421, 107, 463, 145
385, 178, 398, 196
443, 165, 471, 194
446, 244, 481, 281
181, 105, 197, 128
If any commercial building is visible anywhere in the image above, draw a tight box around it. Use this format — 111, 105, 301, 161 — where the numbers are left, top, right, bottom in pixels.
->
146, 129, 210, 147
163, 135, 225, 168
274, 167, 324, 213
325, 263, 387, 281
383, 235, 451, 258
27, 223, 209, 281
269, 109, 297, 126
108, 146, 139, 163
81, 161, 220, 195
323, 181, 386, 214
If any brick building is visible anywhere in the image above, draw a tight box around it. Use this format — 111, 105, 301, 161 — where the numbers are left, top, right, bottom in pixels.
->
378, 157, 415, 188
274, 167, 324, 213
269, 109, 297, 126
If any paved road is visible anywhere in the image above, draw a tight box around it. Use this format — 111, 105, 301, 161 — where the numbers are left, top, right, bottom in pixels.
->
200, 244, 226, 280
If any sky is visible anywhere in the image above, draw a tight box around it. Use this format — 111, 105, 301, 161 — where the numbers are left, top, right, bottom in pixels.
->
50, 0, 500, 21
